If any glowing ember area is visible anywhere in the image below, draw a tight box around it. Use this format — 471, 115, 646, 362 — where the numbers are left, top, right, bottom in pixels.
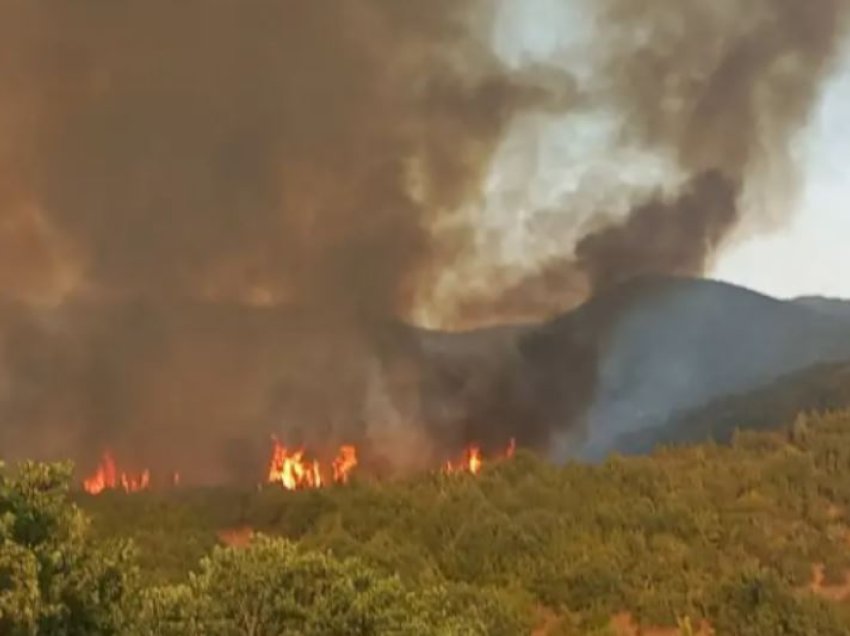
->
83, 450, 151, 495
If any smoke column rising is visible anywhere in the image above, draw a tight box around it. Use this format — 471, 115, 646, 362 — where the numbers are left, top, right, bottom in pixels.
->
450, 0, 850, 323
0, 0, 847, 480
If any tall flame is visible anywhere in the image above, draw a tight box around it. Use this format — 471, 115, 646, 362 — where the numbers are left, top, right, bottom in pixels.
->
83, 450, 117, 494
267, 439, 323, 490
332, 445, 358, 484
266, 439, 359, 490
83, 450, 151, 495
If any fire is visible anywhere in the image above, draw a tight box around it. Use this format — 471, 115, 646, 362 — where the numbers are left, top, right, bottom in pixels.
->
82, 437, 516, 494
83, 451, 117, 495
443, 439, 516, 476
444, 446, 482, 475
332, 445, 358, 484
120, 469, 150, 493
266, 440, 359, 490
267, 441, 322, 490
83, 450, 151, 495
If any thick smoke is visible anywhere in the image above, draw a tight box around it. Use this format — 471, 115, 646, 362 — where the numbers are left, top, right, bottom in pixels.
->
0, 0, 847, 480
0, 0, 576, 480
577, 0, 849, 286
455, 0, 850, 321
576, 172, 740, 290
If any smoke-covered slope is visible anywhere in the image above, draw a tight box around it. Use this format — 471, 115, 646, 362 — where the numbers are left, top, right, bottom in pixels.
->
557, 277, 850, 459
418, 276, 850, 461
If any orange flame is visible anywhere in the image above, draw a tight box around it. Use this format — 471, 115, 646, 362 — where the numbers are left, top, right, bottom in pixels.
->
443, 440, 516, 476
83, 451, 117, 494
444, 445, 482, 475
83, 450, 151, 495
266, 439, 358, 490
267, 439, 323, 490
332, 445, 358, 484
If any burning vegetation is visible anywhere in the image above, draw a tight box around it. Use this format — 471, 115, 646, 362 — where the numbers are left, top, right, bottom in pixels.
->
443, 438, 516, 476
262, 437, 517, 490
81, 438, 518, 494
82, 450, 151, 495
2, 0, 848, 505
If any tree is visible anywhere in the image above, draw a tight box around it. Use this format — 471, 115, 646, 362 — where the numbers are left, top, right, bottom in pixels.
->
710, 571, 848, 636
0, 461, 138, 635
136, 534, 489, 636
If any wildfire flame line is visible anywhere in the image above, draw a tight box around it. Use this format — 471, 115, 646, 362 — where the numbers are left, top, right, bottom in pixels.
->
83, 450, 151, 495
82, 437, 518, 495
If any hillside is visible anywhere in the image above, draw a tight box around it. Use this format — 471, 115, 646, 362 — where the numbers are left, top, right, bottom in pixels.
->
533, 276, 850, 459
794, 296, 850, 320
54, 410, 850, 634
420, 276, 850, 460
612, 360, 850, 455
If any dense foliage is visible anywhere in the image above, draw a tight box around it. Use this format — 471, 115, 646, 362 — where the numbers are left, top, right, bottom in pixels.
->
6, 410, 850, 633
0, 462, 137, 635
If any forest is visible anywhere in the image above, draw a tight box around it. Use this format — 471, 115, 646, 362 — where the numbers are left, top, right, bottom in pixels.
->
6, 411, 850, 634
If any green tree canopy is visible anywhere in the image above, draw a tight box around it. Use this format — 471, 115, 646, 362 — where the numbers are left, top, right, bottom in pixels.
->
0, 461, 137, 635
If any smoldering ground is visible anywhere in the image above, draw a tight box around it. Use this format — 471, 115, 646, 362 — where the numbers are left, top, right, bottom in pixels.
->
0, 1, 847, 482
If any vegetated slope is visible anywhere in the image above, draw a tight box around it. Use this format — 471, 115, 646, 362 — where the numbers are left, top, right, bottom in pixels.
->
612, 360, 850, 455
79, 410, 850, 634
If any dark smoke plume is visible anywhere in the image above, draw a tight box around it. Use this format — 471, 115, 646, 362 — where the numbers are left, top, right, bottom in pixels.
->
455, 0, 850, 321
0, 0, 575, 480
576, 172, 741, 291
0, 0, 847, 480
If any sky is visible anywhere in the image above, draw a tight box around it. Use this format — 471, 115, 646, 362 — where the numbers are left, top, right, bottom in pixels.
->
494, 0, 850, 302
712, 58, 850, 300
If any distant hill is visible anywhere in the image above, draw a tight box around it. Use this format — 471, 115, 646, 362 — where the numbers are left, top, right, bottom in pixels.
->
610, 360, 850, 455
526, 277, 850, 459
794, 296, 850, 320
417, 276, 850, 460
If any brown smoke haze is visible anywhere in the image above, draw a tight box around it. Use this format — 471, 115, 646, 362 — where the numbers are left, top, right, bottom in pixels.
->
0, 0, 847, 481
